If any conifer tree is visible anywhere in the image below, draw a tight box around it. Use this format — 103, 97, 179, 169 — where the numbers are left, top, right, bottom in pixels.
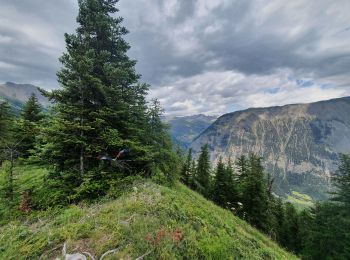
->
189, 159, 197, 189
0, 102, 12, 146
239, 154, 270, 232
280, 202, 301, 253
17, 94, 43, 157
270, 197, 285, 242
38, 0, 174, 201
42, 0, 142, 175
236, 155, 249, 184
333, 154, 350, 209
212, 157, 238, 209
0, 101, 17, 202
297, 209, 313, 256
305, 202, 347, 259
146, 99, 178, 184
225, 158, 239, 210
213, 156, 226, 206
194, 144, 211, 196
21, 94, 43, 122
180, 148, 193, 186
299, 156, 350, 259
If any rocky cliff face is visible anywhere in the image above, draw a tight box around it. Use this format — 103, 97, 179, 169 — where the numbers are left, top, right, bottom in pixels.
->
191, 97, 350, 199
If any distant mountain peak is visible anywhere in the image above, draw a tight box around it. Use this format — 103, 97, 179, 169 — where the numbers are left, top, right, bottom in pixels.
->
0, 82, 49, 110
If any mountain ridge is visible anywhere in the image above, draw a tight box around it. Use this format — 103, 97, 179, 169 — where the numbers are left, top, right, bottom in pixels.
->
191, 96, 350, 199
165, 114, 217, 148
0, 82, 49, 111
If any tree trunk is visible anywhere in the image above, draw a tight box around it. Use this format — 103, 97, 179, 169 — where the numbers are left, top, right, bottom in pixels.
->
79, 79, 85, 177
8, 149, 14, 201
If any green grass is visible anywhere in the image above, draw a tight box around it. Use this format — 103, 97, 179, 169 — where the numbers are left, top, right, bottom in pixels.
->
0, 165, 297, 259
0, 163, 48, 223
287, 191, 313, 210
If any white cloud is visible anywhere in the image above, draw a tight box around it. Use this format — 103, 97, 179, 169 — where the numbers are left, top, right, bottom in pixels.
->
151, 69, 350, 116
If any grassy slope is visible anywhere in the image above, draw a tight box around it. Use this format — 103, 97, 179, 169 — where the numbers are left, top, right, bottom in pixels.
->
287, 191, 313, 211
0, 166, 297, 259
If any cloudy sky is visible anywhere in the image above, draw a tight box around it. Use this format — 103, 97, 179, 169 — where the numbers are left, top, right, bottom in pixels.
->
1, 0, 350, 116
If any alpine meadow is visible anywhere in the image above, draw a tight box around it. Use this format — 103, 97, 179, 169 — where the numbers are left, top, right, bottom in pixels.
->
1, 0, 350, 259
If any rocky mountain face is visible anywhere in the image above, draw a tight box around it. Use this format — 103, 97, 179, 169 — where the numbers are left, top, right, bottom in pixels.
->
165, 114, 217, 148
0, 82, 48, 112
191, 97, 350, 200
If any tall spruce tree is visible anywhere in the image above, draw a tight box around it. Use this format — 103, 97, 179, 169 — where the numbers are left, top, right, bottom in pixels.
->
39, 0, 168, 202
194, 144, 211, 196
239, 154, 270, 232
146, 99, 178, 184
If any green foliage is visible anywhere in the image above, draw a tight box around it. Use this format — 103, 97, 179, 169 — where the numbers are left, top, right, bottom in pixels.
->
146, 99, 180, 185
287, 191, 313, 210
297, 155, 350, 259
0, 164, 48, 224
20, 93, 43, 122
107, 175, 144, 198
212, 157, 239, 210
0, 161, 16, 204
180, 148, 193, 186
0, 101, 13, 143
332, 154, 350, 208
0, 179, 297, 259
36, 0, 178, 202
302, 202, 348, 259
212, 156, 226, 205
194, 144, 211, 197
280, 202, 301, 253
16, 94, 44, 158
0, 102, 19, 205
238, 154, 271, 233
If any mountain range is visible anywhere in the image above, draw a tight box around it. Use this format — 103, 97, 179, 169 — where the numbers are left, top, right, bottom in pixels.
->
164, 114, 217, 148
0, 82, 48, 112
191, 96, 350, 199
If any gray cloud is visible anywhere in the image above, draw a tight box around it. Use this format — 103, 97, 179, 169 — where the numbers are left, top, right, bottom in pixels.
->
0, 0, 77, 88
0, 0, 350, 114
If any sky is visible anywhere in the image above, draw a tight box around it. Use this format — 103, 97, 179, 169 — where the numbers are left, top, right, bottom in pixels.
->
1, 0, 350, 116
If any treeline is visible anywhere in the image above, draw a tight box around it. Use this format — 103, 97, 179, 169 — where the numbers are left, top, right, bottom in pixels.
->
0, 0, 179, 210
181, 145, 350, 259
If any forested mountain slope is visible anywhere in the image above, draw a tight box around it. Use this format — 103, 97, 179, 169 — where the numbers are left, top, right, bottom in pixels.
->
191, 96, 350, 199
